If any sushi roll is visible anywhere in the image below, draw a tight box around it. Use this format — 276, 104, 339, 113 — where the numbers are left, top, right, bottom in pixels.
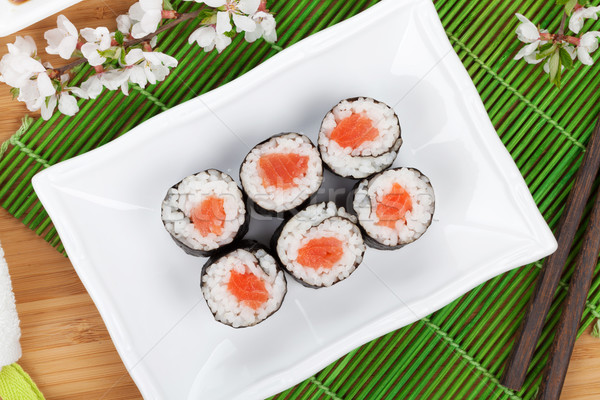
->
318, 97, 402, 179
201, 240, 287, 328
161, 169, 249, 257
352, 167, 435, 249
273, 202, 366, 288
240, 132, 323, 215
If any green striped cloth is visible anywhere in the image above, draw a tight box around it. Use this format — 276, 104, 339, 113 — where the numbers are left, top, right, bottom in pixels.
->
1, 0, 599, 398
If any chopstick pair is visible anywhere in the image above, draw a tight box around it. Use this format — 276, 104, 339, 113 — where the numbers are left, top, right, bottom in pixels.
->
501, 114, 600, 399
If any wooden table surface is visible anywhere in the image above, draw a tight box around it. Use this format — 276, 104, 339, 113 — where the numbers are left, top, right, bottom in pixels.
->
0, 1, 599, 399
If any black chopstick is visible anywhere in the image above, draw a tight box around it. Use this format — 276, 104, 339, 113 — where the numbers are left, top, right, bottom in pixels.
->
501, 114, 600, 391
536, 184, 600, 399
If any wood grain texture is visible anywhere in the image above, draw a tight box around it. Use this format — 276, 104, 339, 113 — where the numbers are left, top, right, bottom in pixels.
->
538, 184, 600, 400
0, 0, 599, 399
502, 114, 600, 392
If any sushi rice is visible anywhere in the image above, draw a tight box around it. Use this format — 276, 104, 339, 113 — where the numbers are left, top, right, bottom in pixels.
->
201, 243, 287, 328
353, 168, 435, 248
319, 97, 402, 179
275, 202, 366, 287
161, 169, 247, 256
240, 133, 323, 213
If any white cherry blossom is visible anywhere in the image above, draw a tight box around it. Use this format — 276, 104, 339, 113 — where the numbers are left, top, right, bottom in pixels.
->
117, 14, 134, 34
16, 73, 56, 113
0, 0, 279, 120
129, 0, 163, 39
514, 14, 542, 60
69, 75, 104, 99
80, 27, 112, 66
569, 6, 600, 34
577, 31, 600, 65
244, 11, 276, 43
45, 15, 78, 59
185, 0, 259, 33
188, 26, 232, 52
100, 69, 131, 95
0, 36, 45, 88
58, 92, 80, 116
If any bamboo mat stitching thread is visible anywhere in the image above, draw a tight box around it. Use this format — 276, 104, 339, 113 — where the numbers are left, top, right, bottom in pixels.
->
131, 85, 170, 111
0, 117, 34, 159
447, 33, 587, 151
307, 377, 344, 400
0, 1, 598, 398
420, 317, 522, 400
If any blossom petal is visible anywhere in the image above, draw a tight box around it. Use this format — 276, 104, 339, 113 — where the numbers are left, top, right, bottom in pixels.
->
141, 10, 162, 33
189, 26, 216, 46
244, 27, 261, 43
117, 15, 133, 33
238, 0, 260, 15
215, 34, 232, 52
515, 13, 539, 43
232, 14, 256, 32
81, 43, 106, 66
215, 11, 232, 34
129, 2, 145, 21
577, 47, 594, 65
14, 36, 37, 56
514, 40, 539, 60
125, 48, 145, 65
82, 76, 103, 99
569, 14, 584, 34
57, 15, 78, 37
58, 93, 79, 116
44, 28, 65, 53
80, 27, 99, 42
37, 73, 56, 97
131, 23, 148, 39
58, 36, 78, 59
41, 95, 57, 120
140, 0, 163, 10
203, 0, 226, 7
523, 52, 544, 64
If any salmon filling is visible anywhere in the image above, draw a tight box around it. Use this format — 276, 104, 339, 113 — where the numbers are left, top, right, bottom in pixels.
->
191, 196, 226, 236
258, 153, 309, 189
330, 113, 379, 149
376, 183, 413, 228
227, 269, 269, 310
297, 237, 345, 269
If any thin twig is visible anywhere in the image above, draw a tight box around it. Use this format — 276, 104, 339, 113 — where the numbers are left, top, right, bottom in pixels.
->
558, 12, 567, 35
52, 9, 203, 76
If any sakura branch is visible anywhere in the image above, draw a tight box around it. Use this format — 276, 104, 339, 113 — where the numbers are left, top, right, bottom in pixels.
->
0, 0, 277, 120
514, 1, 600, 87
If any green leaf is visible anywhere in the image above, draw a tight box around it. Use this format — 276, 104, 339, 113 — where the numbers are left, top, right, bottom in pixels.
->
559, 47, 574, 70
98, 48, 118, 58
223, 30, 236, 38
9, 87, 20, 99
548, 50, 562, 87
537, 43, 557, 59
163, 0, 174, 11
71, 62, 86, 75
539, 43, 553, 52
115, 30, 124, 45
565, 0, 577, 15
197, 9, 217, 24
593, 320, 600, 339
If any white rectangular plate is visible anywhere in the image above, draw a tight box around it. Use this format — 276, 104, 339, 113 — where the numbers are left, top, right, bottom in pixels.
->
0, 0, 83, 37
32, 0, 557, 399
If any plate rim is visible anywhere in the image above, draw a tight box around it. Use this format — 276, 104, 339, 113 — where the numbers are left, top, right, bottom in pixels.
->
32, 0, 558, 398
0, 0, 84, 37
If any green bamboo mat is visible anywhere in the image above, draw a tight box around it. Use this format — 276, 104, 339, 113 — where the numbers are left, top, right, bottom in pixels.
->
1, 0, 599, 398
